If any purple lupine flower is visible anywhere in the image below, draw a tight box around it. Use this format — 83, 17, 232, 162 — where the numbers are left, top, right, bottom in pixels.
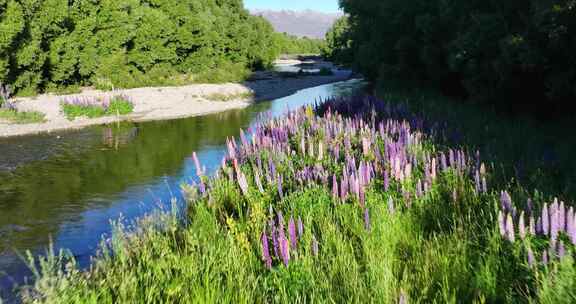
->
567, 207, 576, 245
298, 217, 304, 238
519, 211, 526, 240
550, 204, 559, 241
261, 231, 272, 269
440, 152, 447, 171
269, 158, 276, 178
542, 203, 549, 236
500, 191, 512, 212
340, 176, 348, 201
289, 217, 297, 250
311, 235, 319, 256
198, 179, 206, 195
542, 250, 549, 264
536, 216, 543, 235
506, 213, 515, 242
364, 207, 371, 231
498, 211, 506, 237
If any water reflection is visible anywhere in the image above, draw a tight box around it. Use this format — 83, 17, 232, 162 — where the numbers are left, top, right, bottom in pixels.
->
0, 79, 365, 299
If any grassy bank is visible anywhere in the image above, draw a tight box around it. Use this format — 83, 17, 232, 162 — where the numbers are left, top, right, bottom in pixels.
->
0, 109, 45, 124
19, 94, 575, 303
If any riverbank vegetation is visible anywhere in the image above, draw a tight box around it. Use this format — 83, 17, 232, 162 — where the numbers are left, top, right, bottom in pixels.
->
60, 95, 134, 120
0, 83, 45, 123
0, 0, 280, 96
275, 33, 326, 55
329, 1, 576, 116
20, 95, 576, 303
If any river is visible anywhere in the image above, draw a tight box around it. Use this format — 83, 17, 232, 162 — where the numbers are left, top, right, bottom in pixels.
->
0, 78, 366, 300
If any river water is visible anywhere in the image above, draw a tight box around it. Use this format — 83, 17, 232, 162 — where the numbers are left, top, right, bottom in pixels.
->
0, 79, 366, 299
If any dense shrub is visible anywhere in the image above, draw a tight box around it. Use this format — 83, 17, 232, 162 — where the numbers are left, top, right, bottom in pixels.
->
331, 0, 576, 115
0, 0, 280, 95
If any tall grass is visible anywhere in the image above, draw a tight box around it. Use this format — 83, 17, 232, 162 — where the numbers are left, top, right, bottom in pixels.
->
22, 95, 576, 303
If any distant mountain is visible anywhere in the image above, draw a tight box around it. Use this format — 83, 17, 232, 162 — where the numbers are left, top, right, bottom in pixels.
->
251, 9, 343, 39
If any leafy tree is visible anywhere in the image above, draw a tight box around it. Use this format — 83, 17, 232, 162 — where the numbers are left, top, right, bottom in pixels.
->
333, 0, 576, 115
0, 0, 282, 95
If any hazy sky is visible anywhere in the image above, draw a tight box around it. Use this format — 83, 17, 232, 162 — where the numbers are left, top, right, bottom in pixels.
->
244, 0, 341, 13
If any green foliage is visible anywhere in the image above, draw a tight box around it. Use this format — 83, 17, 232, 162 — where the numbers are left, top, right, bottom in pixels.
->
323, 16, 353, 65
274, 33, 326, 55
0, 109, 46, 124
61, 96, 134, 120
333, 0, 576, 115
0, 0, 280, 95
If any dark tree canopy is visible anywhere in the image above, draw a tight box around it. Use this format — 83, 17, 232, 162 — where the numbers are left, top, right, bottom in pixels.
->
330, 0, 576, 115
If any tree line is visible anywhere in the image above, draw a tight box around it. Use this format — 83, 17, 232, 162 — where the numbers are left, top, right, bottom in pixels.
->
274, 33, 326, 55
0, 0, 322, 96
327, 1, 576, 115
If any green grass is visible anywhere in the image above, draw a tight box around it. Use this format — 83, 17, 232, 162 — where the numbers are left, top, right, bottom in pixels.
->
0, 109, 46, 124
61, 96, 134, 121
21, 90, 576, 303
203, 92, 255, 102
